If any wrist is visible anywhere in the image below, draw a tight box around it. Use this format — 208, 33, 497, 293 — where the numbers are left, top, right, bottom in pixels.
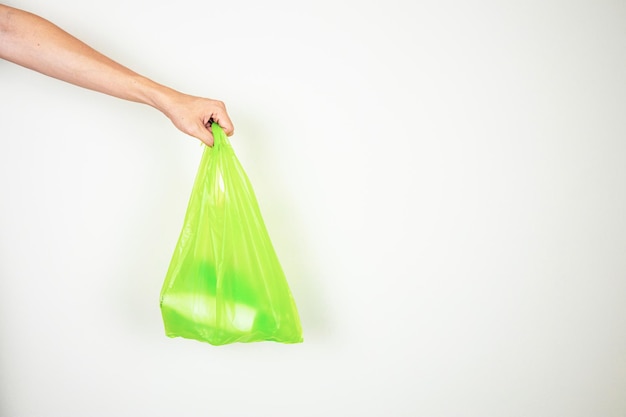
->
131, 75, 181, 115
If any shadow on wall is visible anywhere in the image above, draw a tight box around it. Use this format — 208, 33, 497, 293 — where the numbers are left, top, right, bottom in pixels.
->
0, 264, 14, 416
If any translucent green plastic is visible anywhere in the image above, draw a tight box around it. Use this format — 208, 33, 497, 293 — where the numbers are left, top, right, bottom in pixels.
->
160, 124, 303, 346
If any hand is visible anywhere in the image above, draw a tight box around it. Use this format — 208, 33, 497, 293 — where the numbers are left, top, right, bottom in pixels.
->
160, 92, 234, 147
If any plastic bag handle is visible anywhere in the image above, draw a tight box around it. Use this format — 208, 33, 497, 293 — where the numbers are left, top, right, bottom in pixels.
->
211, 123, 228, 148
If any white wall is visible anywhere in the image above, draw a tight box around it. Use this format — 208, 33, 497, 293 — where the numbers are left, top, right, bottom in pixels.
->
1, 0, 625, 416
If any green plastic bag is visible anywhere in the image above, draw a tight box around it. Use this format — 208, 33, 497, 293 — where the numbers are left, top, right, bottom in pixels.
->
160, 124, 303, 346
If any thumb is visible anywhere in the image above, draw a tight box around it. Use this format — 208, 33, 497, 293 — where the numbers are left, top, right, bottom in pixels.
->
193, 122, 214, 147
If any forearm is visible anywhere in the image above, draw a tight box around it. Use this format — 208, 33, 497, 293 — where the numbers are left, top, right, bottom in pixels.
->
1, 4, 234, 146
0, 4, 176, 110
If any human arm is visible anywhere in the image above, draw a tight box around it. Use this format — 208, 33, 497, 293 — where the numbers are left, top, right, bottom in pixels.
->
0, 4, 233, 146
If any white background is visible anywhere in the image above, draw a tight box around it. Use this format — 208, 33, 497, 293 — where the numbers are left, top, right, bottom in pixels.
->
1, 1, 625, 416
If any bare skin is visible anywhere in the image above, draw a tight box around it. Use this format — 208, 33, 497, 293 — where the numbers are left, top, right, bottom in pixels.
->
0, 4, 234, 146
